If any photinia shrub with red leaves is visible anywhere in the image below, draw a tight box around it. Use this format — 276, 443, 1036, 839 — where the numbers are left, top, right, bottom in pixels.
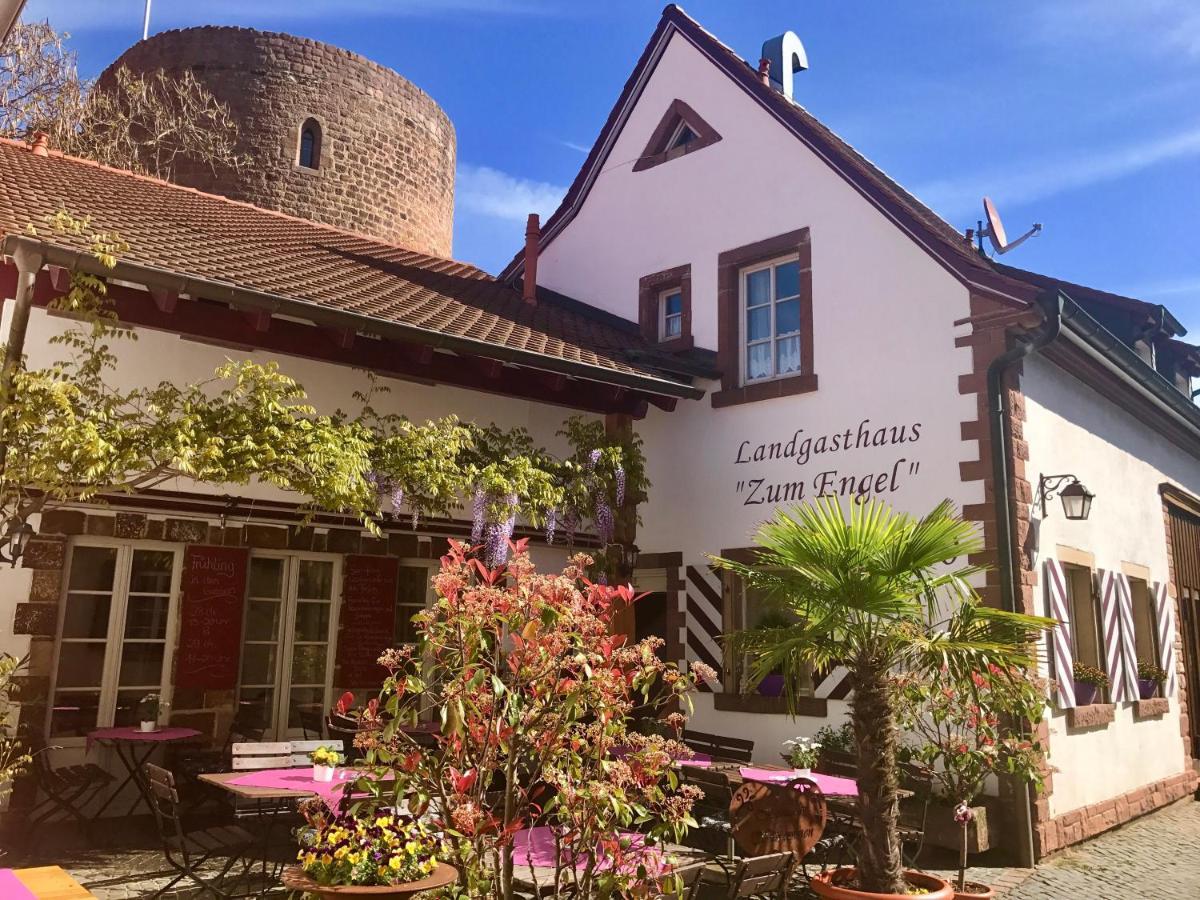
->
344, 538, 710, 898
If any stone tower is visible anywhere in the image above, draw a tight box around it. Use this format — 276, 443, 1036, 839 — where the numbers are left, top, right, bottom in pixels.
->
103, 27, 456, 257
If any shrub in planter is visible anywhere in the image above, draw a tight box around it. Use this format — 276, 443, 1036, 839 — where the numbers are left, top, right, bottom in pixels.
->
781, 736, 819, 774
342, 540, 706, 899
716, 498, 1052, 897
896, 663, 1046, 895
1072, 662, 1108, 706
1136, 661, 1167, 700
1, 654, 31, 814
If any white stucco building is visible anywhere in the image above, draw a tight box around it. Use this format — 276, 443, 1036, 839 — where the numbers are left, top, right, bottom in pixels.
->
2, 4, 1196, 862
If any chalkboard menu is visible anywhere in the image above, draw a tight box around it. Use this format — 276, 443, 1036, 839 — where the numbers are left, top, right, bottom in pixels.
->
175, 545, 249, 690
335, 555, 399, 687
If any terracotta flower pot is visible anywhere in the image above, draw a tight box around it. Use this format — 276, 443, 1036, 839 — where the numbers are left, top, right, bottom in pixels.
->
810, 867, 953, 900
280, 862, 457, 898
954, 881, 995, 900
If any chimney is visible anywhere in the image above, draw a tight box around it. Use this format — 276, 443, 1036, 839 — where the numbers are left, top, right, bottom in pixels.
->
757, 58, 771, 86
760, 32, 808, 100
522, 213, 540, 306
29, 131, 49, 157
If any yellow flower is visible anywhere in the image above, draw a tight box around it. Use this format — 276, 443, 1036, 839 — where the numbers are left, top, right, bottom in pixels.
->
375, 815, 391, 828
389, 857, 402, 870
333, 847, 348, 860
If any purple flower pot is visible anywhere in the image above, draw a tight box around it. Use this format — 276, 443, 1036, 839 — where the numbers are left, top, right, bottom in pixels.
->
1073, 680, 1099, 706
1137, 678, 1159, 700
757, 674, 785, 697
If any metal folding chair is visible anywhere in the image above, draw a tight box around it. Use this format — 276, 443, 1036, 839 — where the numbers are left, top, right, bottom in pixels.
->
28, 747, 113, 837
144, 763, 254, 899
681, 767, 737, 858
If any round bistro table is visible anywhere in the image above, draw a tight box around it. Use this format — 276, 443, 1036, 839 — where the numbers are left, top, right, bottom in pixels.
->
85, 725, 202, 818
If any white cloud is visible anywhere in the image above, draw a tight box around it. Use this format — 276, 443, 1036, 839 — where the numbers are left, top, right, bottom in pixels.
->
24, 0, 551, 32
456, 163, 565, 222
557, 139, 591, 154
1030, 0, 1200, 59
1122, 276, 1200, 300
913, 123, 1200, 218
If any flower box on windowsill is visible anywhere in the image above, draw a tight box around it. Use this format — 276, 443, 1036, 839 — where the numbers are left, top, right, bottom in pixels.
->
1134, 697, 1170, 719
1066, 703, 1115, 730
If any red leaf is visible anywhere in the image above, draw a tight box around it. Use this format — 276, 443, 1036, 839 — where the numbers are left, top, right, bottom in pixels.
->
335, 691, 354, 715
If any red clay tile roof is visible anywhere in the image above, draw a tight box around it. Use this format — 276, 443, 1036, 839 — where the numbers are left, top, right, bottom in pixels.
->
0, 139, 698, 396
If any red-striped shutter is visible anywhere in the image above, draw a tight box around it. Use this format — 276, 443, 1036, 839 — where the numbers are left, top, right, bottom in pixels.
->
1153, 581, 1178, 697
1114, 574, 1140, 702
1096, 570, 1130, 702
1044, 559, 1076, 708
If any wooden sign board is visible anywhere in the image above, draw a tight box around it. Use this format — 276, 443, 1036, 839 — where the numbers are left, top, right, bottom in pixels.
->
175, 545, 249, 690
729, 778, 827, 858
335, 555, 399, 687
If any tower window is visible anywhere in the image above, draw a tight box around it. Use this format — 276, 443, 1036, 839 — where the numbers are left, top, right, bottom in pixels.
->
298, 118, 322, 170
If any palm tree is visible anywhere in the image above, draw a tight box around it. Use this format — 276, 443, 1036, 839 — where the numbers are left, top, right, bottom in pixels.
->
714, 498, 1050, 895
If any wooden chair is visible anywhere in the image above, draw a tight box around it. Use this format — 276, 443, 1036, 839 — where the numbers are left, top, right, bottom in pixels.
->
681, 767, 736, 857
652, 860, 708, 899
144, 763, 254, 899
696, 852, 795, 900
682, 729, 754, 764
288, 739, 344, 767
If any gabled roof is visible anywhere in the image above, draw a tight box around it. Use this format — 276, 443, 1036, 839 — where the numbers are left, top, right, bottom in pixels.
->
501, 4, 1039, 305
0, 139, 700, 399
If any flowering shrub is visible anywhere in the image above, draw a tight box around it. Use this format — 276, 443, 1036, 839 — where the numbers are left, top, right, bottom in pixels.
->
297, 804, 441, 887
896, 663, 1046, 891
1, 654, 31, 807
345, 541, 705, 899
1072, 661, 1109, 687
1137, 660, 1167, 684
781, 736, 819, 770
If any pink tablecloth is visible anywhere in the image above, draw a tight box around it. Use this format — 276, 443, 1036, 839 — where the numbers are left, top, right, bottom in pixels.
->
227, 766, 371, 808
739, 768, 859, 796
86, 726, 201, 752
511, 826, 670, 876
0, 869, 35, 899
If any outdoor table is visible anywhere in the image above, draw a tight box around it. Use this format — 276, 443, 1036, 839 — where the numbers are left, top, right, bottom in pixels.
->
0, 865, 93, 898
737, 767, 859, 797
84, 725, 202, 818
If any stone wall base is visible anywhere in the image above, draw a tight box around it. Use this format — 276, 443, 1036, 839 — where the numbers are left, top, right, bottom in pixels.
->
1035, 769, 1198, 857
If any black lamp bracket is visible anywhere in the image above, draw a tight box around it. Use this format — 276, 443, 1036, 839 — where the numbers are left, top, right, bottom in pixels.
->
1037, 474, 1080, 518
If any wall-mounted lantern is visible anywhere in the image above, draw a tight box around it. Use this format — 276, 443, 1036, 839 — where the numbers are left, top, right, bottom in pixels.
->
0, 517, 33, 566
1038, 474, 1094, 521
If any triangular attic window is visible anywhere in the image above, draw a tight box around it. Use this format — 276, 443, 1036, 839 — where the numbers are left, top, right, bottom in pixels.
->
633, 99, 722, 172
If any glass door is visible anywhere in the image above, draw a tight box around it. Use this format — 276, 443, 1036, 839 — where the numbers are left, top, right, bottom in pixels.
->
238, 553, 339, 738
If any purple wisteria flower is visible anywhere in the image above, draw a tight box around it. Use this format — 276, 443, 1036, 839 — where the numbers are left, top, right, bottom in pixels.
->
595, 497, 614, 543
586, 448, 601, 471
471, 488, 486, 543
614, 465, 626, 507
545, 508, 557, 545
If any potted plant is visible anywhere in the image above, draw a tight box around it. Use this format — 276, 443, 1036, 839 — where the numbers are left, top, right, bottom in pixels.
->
1136, 661, 1166, 700
137, 693, 164, 732
715, 498, 1051, 899
896, 664, 1046, 899
283, 803, 456, 897
750, 609, 794, 697
1072, 661, 1108, 706
781, 735, 819, 776
310, 746, 345, 782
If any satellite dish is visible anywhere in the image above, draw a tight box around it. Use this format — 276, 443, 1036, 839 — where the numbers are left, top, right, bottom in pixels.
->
978, 196, 1042, 255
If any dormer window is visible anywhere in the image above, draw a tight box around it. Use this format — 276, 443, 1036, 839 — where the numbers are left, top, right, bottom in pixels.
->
633, 99, 722, 173
660, 289, 683, 340
639, 264, 692, 351
298, 118, 322, 170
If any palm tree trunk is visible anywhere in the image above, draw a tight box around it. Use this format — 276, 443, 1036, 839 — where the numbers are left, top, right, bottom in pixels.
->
850, 658, 905, 894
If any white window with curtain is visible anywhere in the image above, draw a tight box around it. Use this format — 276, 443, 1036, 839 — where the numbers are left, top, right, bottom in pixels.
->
48, 541, 182, 739
741, 255, 802, 384
659, 288, 683, 341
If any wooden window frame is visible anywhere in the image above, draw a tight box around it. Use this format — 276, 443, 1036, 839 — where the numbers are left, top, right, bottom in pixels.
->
713, 228, 816, 408
638, 263, 692, 351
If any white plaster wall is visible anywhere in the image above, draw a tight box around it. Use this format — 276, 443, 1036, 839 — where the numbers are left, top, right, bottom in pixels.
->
1023, 354, 1195, 817
535, 32, 981, 750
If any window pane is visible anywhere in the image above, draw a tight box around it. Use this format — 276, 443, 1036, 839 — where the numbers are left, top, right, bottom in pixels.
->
664, 292, 682, 316
130, 550, 174, 594
244, 600, 281, 642
124, 595, 169, 640
241, 644, 277, 686
289, 687, 326, 730
1130, 579, 1158, 664
776, 336, 802, 376
249, 558, 284, 599
746, 306, 771, 342
62, 593, 111, 639
291, 645, 327, 685
114, 689, 154, 728
56, 642, 107, 688
68, 547, 118, 592
663, 315, 682, 338
746, 343, 771, 381
298, 560, 334, 600
237, 691, 273, 732
50, 690, 101, 737
775, 299, 801, 335
293, 601, 330, 643
745, 269, 771, 307
119, 643, 165, 687
395, 567, 430, 646
775, 260, 800, 299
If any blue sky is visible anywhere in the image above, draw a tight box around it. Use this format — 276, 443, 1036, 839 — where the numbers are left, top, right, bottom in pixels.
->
26, 1, 1200, 332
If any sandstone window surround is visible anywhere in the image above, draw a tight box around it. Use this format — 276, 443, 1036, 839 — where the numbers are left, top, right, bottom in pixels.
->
297, 117, 323, 170
713, 228, 816, 408
638, 263, 692, 351
632, 99, 722, 173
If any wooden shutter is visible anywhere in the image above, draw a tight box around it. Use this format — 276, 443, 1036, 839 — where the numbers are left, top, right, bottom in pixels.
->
1152, 581, 1178, 696
1044, 558, 1076, 708
1114, 574, 1140, 702
1096, 570, 1130, 702
175, 545, 250, 690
